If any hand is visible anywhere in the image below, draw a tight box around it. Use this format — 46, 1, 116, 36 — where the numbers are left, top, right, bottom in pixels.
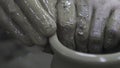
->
0, 0, 57, 47
57, 0, 120, 54
75, 0, 120, 53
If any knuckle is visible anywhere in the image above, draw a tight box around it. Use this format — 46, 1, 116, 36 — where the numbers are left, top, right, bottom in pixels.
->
90, 32, 102, 41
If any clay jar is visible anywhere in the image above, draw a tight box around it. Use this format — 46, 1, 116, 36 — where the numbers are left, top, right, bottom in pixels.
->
49, 34, 120, 68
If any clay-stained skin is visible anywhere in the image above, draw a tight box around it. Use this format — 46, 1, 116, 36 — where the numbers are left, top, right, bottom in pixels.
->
57, 0, 76, 49
0, 0, 47, 46
85, 0, 120, 53
39, 0, 57, 21
88, 6, 111, 53
104, 9, 120, 51
75, 0, 90, 52
0, 6, 30, 45
15, 0, 56, 37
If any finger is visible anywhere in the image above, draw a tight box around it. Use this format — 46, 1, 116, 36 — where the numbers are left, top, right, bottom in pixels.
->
75, 0, 93, 52
39, 0, 57, 21
0, 6, 31, 45
104, 9, 120, 51
15, 0, 57, 37
88, 6, 111, 53
0, 0, 47, 46
57, 0, 76, 49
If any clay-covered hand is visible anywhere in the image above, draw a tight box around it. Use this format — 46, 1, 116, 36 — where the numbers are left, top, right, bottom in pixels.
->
57, 0, 76, 50
75, 0, 120, 53
0, 0, 57, 47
